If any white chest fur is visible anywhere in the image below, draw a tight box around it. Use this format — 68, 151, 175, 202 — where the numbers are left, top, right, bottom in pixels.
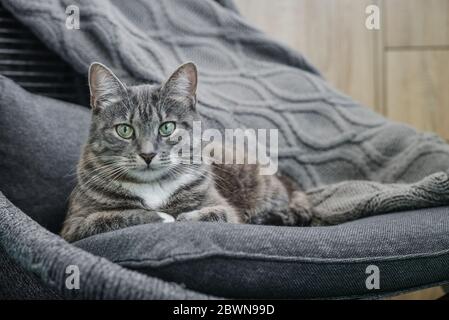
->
121, 173, 196, 209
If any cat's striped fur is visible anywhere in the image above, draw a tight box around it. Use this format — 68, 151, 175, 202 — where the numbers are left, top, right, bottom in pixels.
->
61, 62, 313, 242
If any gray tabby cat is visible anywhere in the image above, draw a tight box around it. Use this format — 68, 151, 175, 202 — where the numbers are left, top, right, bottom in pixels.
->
61, 62, 313, 242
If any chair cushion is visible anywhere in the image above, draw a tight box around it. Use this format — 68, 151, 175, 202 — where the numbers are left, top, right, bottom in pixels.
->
0, 75, 90, 232
74, 207, 449, 299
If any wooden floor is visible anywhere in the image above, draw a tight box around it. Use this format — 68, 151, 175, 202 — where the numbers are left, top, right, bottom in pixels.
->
234, 0, 448, 300
235, 0, 449, 141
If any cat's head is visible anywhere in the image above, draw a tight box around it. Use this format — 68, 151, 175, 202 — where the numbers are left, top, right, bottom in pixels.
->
86, 62, 200, 181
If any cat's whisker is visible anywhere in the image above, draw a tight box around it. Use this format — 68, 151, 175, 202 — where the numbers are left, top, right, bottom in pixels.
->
79, 161, 132, 187
79, 165, 122, 183
81, 168, 124, 191
80, 166, 130, 196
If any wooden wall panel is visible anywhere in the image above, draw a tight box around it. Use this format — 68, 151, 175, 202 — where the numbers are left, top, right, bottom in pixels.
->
385, 0, 449, 47
386, 50, 449, 140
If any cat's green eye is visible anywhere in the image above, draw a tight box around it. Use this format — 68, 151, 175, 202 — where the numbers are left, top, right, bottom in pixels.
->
159, 122, 176, 137
116, 124, 134, 139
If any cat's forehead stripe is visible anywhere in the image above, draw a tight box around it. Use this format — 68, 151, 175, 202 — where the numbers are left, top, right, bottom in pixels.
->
127, 84, 160, 122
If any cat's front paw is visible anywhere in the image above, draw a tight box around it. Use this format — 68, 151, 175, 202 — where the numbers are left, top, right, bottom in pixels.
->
176, 210, 202, 222
156, 211, 175, 223
176, 206, 231, 222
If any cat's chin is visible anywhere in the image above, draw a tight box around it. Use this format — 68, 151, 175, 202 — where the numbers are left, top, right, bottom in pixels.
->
127, 166, 169, 183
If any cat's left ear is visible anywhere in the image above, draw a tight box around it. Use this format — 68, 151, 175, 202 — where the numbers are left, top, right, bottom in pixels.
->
161, 62, 197, 107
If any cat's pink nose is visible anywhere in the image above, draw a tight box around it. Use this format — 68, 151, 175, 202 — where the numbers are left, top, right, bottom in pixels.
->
139, 152, 156, 165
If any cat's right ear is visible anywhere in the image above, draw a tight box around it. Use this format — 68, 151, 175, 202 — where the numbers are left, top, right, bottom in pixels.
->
88, 62, 126, 110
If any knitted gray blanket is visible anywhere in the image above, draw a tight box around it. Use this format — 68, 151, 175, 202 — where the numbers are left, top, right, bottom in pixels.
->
4, 0, 449, 224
